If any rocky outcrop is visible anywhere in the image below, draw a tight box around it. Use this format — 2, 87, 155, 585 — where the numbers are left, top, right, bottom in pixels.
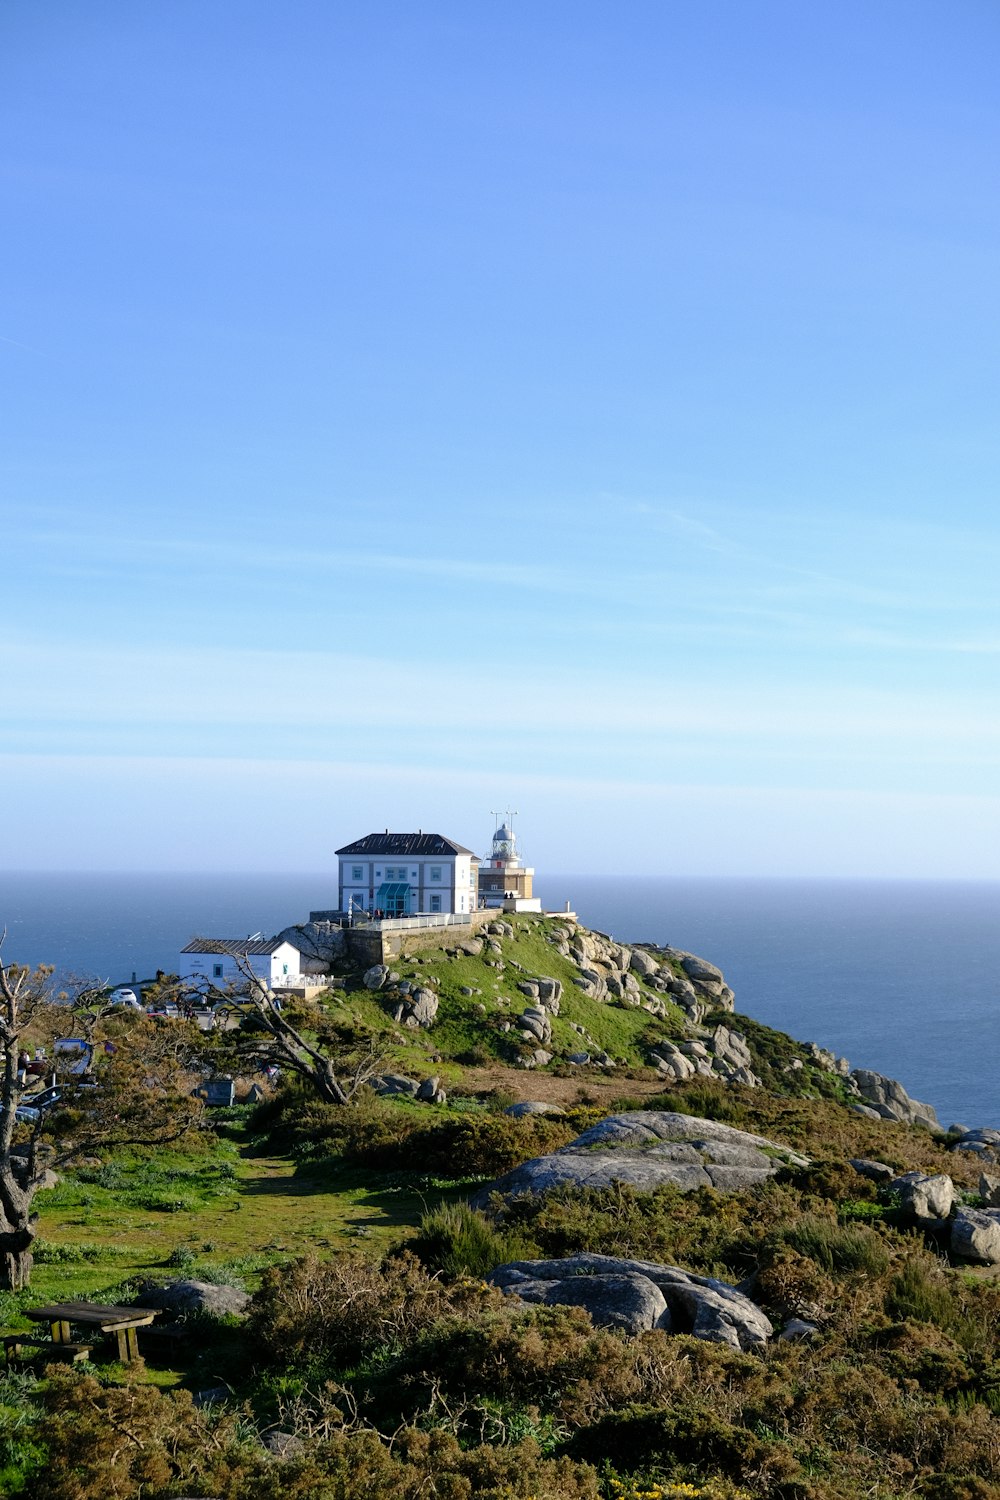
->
416, 1075, 446, 1104
474, 1111, 807, 1205
648, 1041, 697, 1081
373, 1073, 420, 1098
851, 1069, 940, 1130
629, 949, 661, 979
373, 1073, 446, 1103
392, 987, 439, 1028
951, 1127, 1000, 1163
850, 1158, 894, 1183
519, 1006, 552, 1046
504, 1101, 566, 1118
951, 1207, 1000, 1265
560, 931, 734, 1017
278, 921, 345, 971
135, 1280, 250, 1319
488, 1253, 772, 1351
890, 1171, 955, 1223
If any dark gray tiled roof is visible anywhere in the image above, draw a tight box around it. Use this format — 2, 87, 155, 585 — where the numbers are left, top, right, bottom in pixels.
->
336, 833, 476, 857
181, 937, 288, 957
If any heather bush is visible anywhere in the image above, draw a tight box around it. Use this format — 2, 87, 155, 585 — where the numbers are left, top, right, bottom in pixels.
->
765, 1215, 891, 1278
886, 1258, 963, 1330
410, 1200, 540, 1277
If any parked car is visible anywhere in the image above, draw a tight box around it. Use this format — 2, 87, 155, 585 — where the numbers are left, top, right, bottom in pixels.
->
108, 988, 141, 1009
12, 1086, 65, 1125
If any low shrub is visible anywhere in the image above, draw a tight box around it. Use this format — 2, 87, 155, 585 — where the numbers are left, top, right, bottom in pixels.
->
409, 1201, 540, 1278
566, 1403, 802, 1490
246, 1251, 503, 1369
394, 1113, 576, 1178
887, 1259, 962, 1330
499, 1180, 797, 1279
765, 1215, 890, 1278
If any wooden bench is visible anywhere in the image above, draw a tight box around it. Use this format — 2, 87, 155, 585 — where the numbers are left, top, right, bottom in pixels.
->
4, 1333, 92, 1365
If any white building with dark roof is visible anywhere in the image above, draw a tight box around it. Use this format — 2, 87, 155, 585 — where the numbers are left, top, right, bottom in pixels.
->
180, 935, 303, 990
336, 832, 478, 917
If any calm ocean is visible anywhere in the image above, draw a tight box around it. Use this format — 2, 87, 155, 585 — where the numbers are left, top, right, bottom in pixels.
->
0, 871, 996, 1132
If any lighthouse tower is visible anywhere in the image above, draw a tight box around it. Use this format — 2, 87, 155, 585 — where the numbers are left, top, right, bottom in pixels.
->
478, 815, 539, 910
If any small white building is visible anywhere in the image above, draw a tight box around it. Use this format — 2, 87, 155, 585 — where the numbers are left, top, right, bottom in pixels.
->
336, 832, 478, 917
180, 936, 303, 990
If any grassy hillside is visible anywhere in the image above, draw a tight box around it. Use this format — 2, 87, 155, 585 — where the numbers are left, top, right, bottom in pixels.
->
0, 914, 996, 1500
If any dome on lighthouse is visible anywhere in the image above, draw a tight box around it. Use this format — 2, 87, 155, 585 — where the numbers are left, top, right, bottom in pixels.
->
490, 820, 518, 862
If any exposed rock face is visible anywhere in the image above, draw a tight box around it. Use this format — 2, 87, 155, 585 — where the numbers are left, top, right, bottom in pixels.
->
952, 1127, 1000, 1163
135, 1280, 250, 1319
573, 969, 608, 1001
629, 949, 661, 979
496, 1269, 668, 1335
363, 964, 391, 990
980, 1173, 1000, 1208
374, 1073, 420, 1097
279, 921, 345, 970
850, 1158, 894, 1183
851, 1069, 939, 1129
474, 1111, 807, 1205
416, 1075, 446, 1104
951, 1207, 1000, 1265
535, 978, 562, 1010
675, 953, 725, 986
561, 931, 733, 1016
392, 987, 439, 1028
890, 1171, 955, 1222
504, 1101, 566, 1118
519, 1006, 552, 1045
488, 1253, 772, 1351
648, 1041, 696, 1081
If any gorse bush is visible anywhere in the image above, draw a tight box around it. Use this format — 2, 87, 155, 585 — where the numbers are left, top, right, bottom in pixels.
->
498, 1179, 799, 1279
246, 1250, 504, 1369
393, 1113, 576, 1177
27, 1367, 604, 1500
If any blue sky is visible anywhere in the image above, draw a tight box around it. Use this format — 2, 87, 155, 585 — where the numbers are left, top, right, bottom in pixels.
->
3, 1, 1000, 875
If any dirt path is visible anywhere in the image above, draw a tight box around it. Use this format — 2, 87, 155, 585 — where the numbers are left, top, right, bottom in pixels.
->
453, 1065, 668, 1110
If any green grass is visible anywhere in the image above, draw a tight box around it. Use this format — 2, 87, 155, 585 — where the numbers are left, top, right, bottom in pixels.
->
397, 916, 686, 1069
1, 1121, 435, 1342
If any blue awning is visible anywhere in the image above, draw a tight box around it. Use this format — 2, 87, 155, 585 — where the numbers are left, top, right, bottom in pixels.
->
377, 882, 410, 901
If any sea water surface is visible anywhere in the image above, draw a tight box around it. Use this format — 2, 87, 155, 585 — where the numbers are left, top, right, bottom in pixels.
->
0, 871, 997, 1132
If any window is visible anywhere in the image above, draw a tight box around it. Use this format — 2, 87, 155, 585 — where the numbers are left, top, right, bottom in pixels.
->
351, 865, 363, 881
430, 866, 442, 881
213, 964, 224, 979
429, 894, 442, 912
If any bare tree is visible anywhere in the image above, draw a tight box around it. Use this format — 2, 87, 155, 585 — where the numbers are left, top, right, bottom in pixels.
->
207, 956, 389, 1106
0, 944, 204, 1290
